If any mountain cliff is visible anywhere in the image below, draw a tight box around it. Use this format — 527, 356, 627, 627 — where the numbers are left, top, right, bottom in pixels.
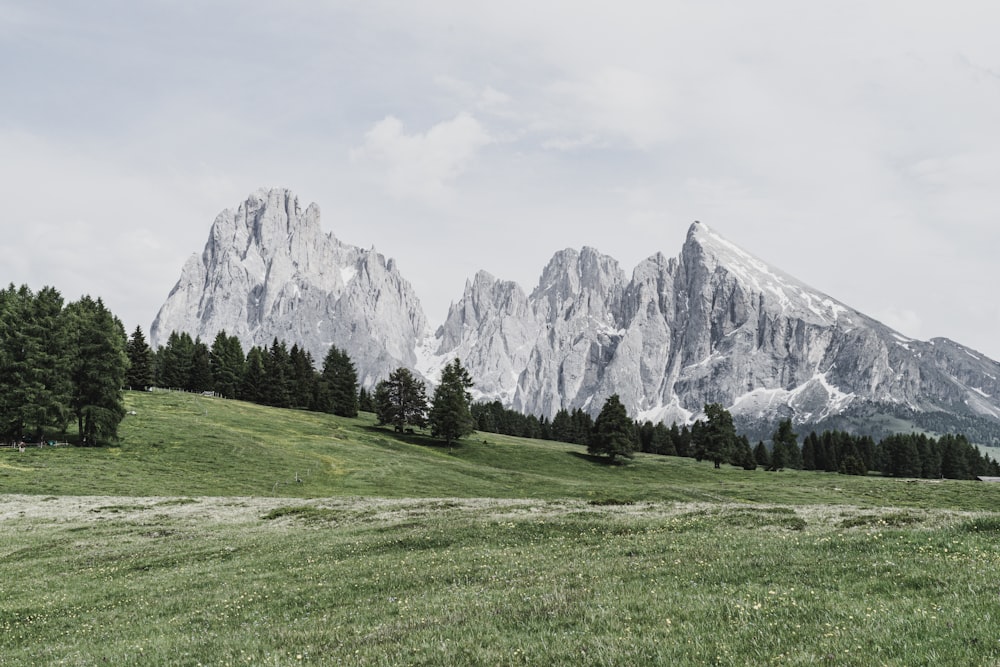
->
150, 188, 425, 386
153, 190, 1000, 439
431, 222, 1000, 436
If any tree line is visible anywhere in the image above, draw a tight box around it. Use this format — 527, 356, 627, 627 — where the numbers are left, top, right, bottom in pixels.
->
470, 393, 1000, 479
140, 325, 1000, 478
0, 284, 128, 445
142, 330, 361, 417
149, 331, 480, 448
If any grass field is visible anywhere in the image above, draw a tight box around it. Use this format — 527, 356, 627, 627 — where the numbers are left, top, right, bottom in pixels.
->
2, 391, 1000, 665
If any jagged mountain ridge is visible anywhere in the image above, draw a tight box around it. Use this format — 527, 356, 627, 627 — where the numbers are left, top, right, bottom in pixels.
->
429, 221, 1000, 430
153, 189, 1000, 435
150, 188, 425, 386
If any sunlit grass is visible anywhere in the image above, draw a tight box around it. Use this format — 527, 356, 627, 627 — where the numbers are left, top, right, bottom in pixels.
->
2, 497, 999, 665
3, 391, 1000, 664
2, 390, 1000, 510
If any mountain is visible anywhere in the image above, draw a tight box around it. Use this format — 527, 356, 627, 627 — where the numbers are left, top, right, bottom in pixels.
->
150, 188, 425, 386
429, 221, 1000, 439
153, 189, 1000, 441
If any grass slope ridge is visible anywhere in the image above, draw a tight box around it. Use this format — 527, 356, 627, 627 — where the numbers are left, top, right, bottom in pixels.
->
0, 390, 999, 509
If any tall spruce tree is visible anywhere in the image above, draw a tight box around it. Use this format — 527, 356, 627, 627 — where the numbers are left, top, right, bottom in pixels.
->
699, 403, 737, 468
263, 339, 292, 408
65, 296, 127, 445
188, 338, 214, 392
358, 386, 375, 413
588, 394, 635, 462
288, 344, 317, 409
0, 285, 72, 440
240, 346, 266, 403
429, 358, 475, 446
160, 331, 194, 390
320, 345, 359, 417
209, 331, 244, 399
769, 419, 801, 470
125, 325, 154, 391
374, 367, 428, 432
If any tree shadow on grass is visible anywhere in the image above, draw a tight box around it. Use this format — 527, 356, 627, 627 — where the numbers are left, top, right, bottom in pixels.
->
567, 451, 631, 467
363, 425, 462, 450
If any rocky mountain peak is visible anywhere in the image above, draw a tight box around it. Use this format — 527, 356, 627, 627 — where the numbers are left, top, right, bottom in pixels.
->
155, 194, 1000, 440
151, 189, 426, 386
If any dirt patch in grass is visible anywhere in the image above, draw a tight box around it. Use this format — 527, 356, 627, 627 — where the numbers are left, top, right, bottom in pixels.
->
0, 495, 991, 534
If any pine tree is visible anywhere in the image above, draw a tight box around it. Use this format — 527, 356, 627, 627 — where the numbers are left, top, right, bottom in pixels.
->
0, 285, 73, 440
651, 422, 676, 455
320, 345, 359, 417
209, 331, 244, 399
374, 367, 428, 432
753, 440, 770, 468
769, 419, 800, 470
125, 325, 154, 391
676, 424, 692, 458
429, 358, 475, 446
358, 386, 375, 413
65, 296, 127, 445
551, 409, 573, 443
188, 338, 214, 393
733, 435, 757, 470
801, 432, 818, 470
588, 394, 635, 462
700, 403, 737, 468
287, 344, 317, 409
160, 331, 194, 390
263, 339, 292, 408
240, 347, 266, 403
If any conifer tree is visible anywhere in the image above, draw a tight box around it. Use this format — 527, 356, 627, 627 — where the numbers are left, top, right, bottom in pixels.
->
160, 331, 194, 390
320, 345, 359, 417
588, 394, 635, 462
699, 403, 737, 468
209, 331, 244, 399
263, 339, 292, 408
65, 296, 127, 445
374, 367, 428, 432
358, 386, 375, 413
551, 409, 573, 443
676, 424, 692, 458
287, 344, 317, 409
801, 432, 818, 470
0, 285, 73, 440
429, 358, 475, 446
188, 338, 214, 393
753, 440, 770, 468
651, 422, 676, 455
126, 325, 154, 391
733, 435, 757, 470
769, 419, 801, 470
240, 346, 266, 403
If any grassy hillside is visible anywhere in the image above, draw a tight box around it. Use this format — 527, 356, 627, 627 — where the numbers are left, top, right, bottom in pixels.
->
5, 391, 1000, 665
3, 389, 1000, 510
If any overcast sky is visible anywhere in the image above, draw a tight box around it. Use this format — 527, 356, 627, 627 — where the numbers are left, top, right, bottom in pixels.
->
2, 2, 999, 359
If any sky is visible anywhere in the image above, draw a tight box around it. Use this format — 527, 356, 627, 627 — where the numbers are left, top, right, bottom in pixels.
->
2, 1, 999, 360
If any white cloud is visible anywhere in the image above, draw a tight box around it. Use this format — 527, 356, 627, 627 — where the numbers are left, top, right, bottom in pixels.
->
546, 66, 674, 150
350, 113, 493, 202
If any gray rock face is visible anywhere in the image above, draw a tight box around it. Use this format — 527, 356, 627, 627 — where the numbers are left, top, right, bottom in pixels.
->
435, 222, 1000, 426
150, 188, 425, 386
153, 191, 1000, 430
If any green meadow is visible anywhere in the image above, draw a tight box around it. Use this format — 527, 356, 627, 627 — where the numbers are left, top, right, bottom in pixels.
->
2, 391, 1000, 665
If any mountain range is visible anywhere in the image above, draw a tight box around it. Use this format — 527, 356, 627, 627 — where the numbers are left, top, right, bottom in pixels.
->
151, 188, 1000, 442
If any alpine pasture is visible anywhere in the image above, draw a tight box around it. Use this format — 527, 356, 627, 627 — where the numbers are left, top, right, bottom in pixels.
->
2, 391, 999, 665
